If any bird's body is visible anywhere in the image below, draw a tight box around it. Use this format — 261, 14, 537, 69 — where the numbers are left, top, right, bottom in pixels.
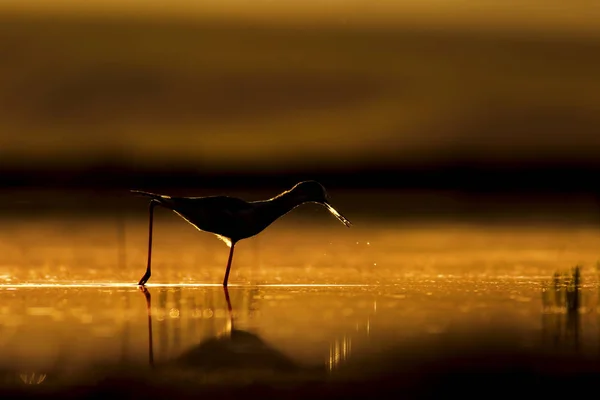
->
131, 191, 321, 246
132, 181, 352, 286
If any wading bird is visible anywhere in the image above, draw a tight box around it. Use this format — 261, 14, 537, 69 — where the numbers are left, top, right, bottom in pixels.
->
131, 181, 352, 286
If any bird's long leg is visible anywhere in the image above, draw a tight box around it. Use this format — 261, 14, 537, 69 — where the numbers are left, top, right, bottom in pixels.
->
138, 200, 158, 286
139, 286, 154, 367
223, 242, 236, 287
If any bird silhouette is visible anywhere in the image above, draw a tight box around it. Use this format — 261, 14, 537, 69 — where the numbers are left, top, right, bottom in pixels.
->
131, 181, 352, 286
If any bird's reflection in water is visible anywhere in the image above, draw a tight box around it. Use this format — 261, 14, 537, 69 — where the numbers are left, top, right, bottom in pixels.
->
140, 287, 299, 373
140, 287, 154, 367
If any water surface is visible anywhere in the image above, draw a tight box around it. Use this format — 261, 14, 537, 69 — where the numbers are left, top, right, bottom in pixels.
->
0, 203, 599, 397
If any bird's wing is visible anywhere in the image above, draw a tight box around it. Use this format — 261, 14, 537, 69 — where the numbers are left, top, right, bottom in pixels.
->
168, 196, 254, 238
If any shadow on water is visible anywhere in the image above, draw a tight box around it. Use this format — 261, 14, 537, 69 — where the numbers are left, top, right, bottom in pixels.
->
140, 286, 302, 373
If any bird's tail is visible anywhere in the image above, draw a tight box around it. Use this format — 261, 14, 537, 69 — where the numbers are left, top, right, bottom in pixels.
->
130, 190, 170, 200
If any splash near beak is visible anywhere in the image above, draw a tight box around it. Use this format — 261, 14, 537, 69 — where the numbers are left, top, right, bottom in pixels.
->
324, 202, 352, 227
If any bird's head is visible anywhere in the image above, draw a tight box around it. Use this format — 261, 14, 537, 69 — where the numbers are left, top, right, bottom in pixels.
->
291, 180, 329, 203
290, 181, 352, 227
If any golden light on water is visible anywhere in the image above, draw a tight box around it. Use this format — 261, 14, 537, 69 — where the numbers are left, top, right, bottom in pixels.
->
328, 334, 352, 372
0, 283, 373, 288
0, 257, 598, 394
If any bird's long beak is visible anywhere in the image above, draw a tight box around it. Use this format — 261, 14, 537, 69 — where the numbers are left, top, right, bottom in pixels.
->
324, 202, 352, 227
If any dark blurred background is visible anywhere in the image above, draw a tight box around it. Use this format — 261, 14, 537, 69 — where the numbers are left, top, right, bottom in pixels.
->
1, 1, 600, 218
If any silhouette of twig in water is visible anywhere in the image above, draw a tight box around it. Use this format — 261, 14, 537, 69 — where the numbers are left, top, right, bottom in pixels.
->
548, 266, 581, 312
542, 266, 583, 351
566, 266, 581, 313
